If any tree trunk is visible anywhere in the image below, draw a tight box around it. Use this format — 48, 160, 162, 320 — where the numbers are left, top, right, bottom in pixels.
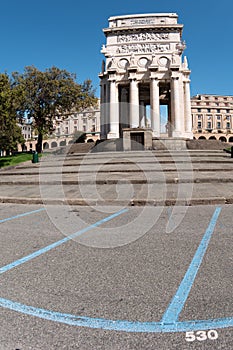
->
36, 132, 43, 153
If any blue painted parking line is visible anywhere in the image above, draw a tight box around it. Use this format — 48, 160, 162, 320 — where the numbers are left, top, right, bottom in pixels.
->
0, 208, 128, 274
0, 296, 232, 333
0, 208, 45, 224
1, 205, 231, 333
161, 206, 222, 324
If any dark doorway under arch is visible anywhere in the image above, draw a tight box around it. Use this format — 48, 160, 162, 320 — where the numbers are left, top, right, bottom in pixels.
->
43, 142, 49, 150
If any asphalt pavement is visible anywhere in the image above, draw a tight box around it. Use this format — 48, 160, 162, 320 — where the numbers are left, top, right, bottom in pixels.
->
0, 149, 233, 349
0, 203, 232, 349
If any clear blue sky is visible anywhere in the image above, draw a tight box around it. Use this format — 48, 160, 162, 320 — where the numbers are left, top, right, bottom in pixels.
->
1, 0, 232, 98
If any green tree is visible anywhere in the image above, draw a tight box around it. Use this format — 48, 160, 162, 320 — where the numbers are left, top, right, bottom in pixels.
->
12, 66, 98, 153
0, 73, 24, 155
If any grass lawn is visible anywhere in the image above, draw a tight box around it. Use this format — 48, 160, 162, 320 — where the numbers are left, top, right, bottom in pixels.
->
0, 153, 37, 168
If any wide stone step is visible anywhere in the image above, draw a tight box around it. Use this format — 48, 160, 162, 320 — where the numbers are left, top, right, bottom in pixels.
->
0, 149, 233, 206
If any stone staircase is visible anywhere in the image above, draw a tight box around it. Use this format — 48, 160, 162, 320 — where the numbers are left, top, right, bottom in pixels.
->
1, 148, 233, 206
186, 139, 231, 150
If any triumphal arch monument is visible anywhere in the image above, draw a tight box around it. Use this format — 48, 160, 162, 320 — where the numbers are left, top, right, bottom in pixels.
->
99, 13, 193, 145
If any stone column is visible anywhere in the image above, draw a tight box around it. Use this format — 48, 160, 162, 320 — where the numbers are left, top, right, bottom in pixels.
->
107, 80, 119, 139
129, 79, 140, 128
144, 105, 147, 126
139, 100, 146, 127
183, 80, 193, 137
120, 87, 129, 130
150, 78, 160, 136
167, 102, 172, 137
171, 77, 181, 136
100, 81, 107, 138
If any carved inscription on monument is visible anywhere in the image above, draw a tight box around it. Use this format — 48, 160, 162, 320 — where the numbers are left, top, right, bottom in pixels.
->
118, 33, 169, 43
117, 43, 170, 54
120, 18, 156, 26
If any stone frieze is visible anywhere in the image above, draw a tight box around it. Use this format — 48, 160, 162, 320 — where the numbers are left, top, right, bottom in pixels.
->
117, 43, 170, 54
118, 32, 169, 43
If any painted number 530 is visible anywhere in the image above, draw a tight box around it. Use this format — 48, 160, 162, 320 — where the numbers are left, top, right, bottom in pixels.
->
185, 330, 218, 342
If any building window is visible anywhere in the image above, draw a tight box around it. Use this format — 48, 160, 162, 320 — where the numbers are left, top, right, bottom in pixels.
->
217, 122, 221, 129
74, 126, 77, 133
217, 115, 221, 120
226, 122, 231, 129
83, 118, 87, 124
226, 115, 231, 121
217, 109, 221, 113
83, 125, 86, 132
74, 120, 77, 125
207, 121, 212, 129
207, 115, 212, 120
207, 108, 211, 113
65, 127, 69, 134
197, 108, 201, 112
198, 121, 202, 128
198, 115, 202, 120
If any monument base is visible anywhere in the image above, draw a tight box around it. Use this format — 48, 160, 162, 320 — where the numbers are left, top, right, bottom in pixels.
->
107, 132, 120, 139
122, 128, 153, 151
152, 137, 189, 150
93, 136, 192, 152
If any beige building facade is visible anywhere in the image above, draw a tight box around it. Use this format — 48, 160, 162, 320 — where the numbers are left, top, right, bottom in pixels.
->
53, 103, 100, 139
19, 121, 32, 140
18, 104, 101, 152
99, 13, 193, 140
191, 94, 233, 142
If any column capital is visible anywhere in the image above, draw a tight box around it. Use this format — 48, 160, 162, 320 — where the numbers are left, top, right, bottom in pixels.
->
182, 69, 191, 76
171, 76, 179, 81
128, 67, 137, 74
107, 67, 117, 74
170, 71, 180, 80
128, 71, 137, 80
